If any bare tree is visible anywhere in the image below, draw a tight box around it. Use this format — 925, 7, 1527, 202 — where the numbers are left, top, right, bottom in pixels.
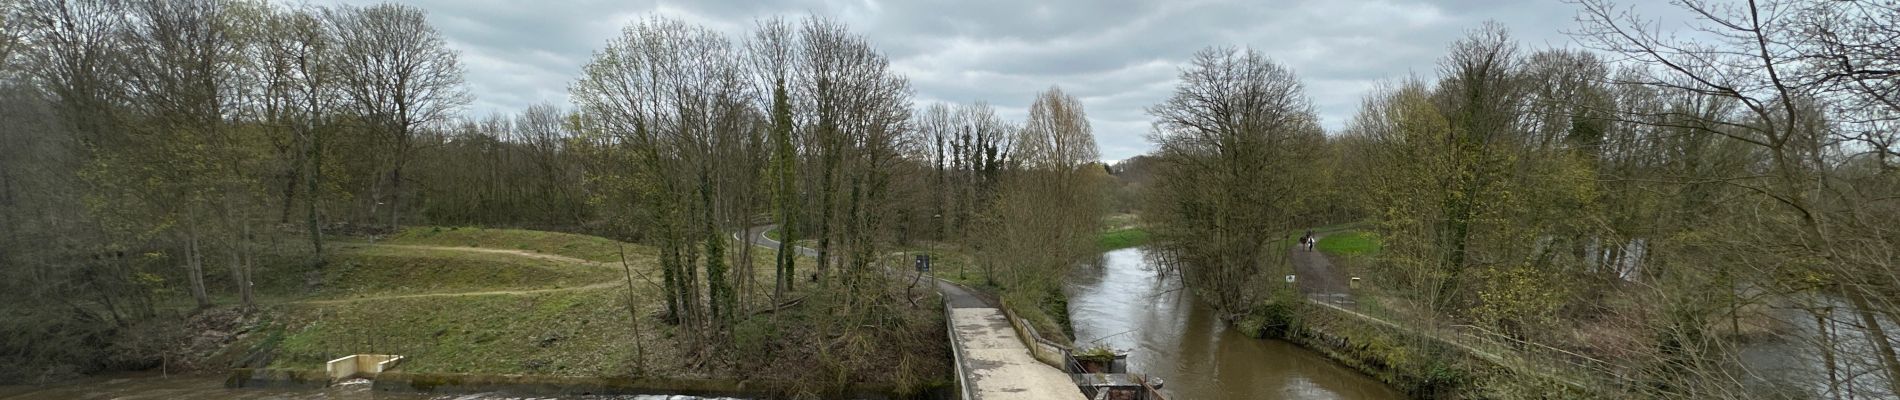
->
1144, 46, 1324, 319
326, 3, 468, 230
791, 16, 912, 295
573, 16, 753, 344
257, 4, 336, 262
748, 17, 802, 297
1576, 0, 1900, 396
979, 86, 1104, 307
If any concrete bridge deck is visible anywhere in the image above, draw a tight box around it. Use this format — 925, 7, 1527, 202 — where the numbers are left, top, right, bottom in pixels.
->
941, 283, 1087, 400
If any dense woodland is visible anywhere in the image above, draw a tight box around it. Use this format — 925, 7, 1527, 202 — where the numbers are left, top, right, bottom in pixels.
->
1140, 0, 1899, 398
3, 0, 1896, 398
0, 0, 1104, 386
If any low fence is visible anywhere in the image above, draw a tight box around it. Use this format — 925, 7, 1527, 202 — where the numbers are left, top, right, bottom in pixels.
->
944, 298, 974, 400
996, 299, 1071, 368
993, 290, 1166, 400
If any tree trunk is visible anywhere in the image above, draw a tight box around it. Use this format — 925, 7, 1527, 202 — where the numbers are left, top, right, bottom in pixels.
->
816, 148, 836, 285
1815, 306, 1842, 398
1, 170, 14, 264
1845, 288, 1900, 397
387, 166, 403, 230
185, 225, 209, 309
306, 122, 324, 262
277, 158, 300, 224
227, 238, 247, 307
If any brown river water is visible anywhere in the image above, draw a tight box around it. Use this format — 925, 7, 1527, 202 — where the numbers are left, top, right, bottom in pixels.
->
1066, 248, 1404, 400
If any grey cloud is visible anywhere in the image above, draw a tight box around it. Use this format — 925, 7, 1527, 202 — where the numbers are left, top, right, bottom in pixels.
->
302, 0, 1601, 161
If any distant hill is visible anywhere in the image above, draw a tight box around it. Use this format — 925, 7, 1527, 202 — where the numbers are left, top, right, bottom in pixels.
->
1107, 155, 1158, 212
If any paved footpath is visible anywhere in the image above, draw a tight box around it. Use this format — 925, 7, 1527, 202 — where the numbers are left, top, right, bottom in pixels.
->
741, 225, 1083, 400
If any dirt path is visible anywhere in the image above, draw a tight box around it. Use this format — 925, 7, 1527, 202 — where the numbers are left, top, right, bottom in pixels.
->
294, 282, 620, 305
1290, 232, 1357, 307
287, 243, 620, 305
336, 243, 600, 265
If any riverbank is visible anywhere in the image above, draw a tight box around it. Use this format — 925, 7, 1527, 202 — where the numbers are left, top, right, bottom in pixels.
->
1266, 299, 1592, 398
1253, 229, 1607, 398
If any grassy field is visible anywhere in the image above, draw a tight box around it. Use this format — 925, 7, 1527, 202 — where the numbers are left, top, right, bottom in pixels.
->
311, 244, 620, 300
383, 226, 638, 262
228, 226, 950, 395
1317, 230, 1381, 257
1098, 227, 1149, 250
266, 288, 655, 376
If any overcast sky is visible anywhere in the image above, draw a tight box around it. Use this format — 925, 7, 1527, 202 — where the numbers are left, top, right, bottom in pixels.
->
323, 0, 1639, 162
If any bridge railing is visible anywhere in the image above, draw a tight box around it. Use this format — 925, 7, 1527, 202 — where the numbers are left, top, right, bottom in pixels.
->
997, 300, 1071, 368
944, 298, 975, 400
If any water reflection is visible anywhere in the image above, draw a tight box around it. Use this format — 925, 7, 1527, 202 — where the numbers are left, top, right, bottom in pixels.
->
1066, 248, 1403, 400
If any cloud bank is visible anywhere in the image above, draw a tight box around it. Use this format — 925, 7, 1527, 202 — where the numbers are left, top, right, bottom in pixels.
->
315, 0, 1622, 161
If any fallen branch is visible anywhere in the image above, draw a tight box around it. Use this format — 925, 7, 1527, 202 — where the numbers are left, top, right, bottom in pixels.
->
750, 295, 808, 317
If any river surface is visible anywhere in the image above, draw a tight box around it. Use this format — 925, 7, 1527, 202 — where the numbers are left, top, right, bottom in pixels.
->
1066, 248, 1404, 400
0, 373, 740, 400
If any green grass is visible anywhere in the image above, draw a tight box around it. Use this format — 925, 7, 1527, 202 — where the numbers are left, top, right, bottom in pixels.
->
263, 230, 752, 377
1097, 227, 1150, 250
310, 245, 623, 300
241, 226, 951, 393
1317, 230, 1382, 257
383, 226, 638, 262
268, 288, 654, 376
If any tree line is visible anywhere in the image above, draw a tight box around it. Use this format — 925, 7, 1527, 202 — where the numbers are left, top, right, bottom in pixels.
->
1137, 1, 1899, 397
0, 0, 1109, 384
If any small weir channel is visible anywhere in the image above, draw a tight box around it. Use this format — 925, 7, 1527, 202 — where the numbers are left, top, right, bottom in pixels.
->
1066, 248, 1404, 400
